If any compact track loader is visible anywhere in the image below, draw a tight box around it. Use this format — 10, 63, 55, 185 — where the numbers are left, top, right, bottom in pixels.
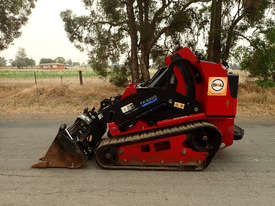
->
32, 48, 244, 171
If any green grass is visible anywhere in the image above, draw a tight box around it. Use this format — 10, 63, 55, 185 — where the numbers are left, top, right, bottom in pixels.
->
0, 69, 98, 79
256, 80, 275, 88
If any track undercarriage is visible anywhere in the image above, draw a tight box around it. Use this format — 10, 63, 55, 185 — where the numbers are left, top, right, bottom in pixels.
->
96, 120, 221, 171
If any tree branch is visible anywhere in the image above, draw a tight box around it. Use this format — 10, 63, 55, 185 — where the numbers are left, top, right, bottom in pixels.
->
149, 26, 170, 50
137, 0, 144, 25
235, 31, 253, 44
93, 21, 126, 27
151, 0, 170, 28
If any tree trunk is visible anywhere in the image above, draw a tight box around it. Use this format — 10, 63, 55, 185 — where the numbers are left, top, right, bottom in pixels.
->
208, 0, 222, 63
136, 0, 150, 82
126, 0, 140, 83
140, 47, 150, 82
222, 13, 246, 61
222, 30, 234, 61
130, 39, 139, 83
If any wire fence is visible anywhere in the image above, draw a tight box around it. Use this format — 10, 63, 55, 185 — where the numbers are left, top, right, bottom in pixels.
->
0, 69, 97, 79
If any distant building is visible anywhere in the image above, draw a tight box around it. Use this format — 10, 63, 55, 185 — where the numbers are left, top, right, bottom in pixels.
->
40, 63, 65, 70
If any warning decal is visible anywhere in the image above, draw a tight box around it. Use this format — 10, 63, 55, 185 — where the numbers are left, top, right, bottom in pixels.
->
121, 103, 135, 113
174, 102, 185, 109
208, 77, 228, 96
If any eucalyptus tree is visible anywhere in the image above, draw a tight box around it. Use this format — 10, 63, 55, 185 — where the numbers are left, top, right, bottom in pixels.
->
207, 0, 271, 62
0, 0, 37, 51
61, 0, 205, 82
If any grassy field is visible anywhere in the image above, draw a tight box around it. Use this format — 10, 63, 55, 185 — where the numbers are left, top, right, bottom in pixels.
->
0, 78, 123, 114
0, 69, 98, 79
0, 68, 274, 117
238, 82, 275, 116
0, 67, 248, 79
0, 78, 275, 117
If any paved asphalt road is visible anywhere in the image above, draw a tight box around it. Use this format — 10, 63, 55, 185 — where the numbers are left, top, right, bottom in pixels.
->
0, 117, 275, 206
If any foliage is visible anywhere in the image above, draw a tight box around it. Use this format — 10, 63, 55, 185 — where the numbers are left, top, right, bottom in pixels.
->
218, 0, 271, 61
0, 0, 37, 51
40, 58, 55, 64
90, 59, 108, 78
66, 59, 73, 66
255, 80, 275, 88
11, 48, 36, 68
72, 62, 80, 66
61, 0, 206, 82
40, 58, 78, 66
25, 58, 36, 67
168, 0, 272, 64
55, 57, 66, 64
0, 57, 6, 66
240, 25, 275, 82
110, 65, 130, 87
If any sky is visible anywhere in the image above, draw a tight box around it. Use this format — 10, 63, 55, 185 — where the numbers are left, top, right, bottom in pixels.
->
1, 0, 89, 65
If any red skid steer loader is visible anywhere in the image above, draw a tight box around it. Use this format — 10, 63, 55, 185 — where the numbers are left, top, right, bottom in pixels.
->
32, 48, 244, 171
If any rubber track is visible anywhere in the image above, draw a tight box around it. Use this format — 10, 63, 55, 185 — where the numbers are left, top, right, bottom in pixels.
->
95, 121, 221, 171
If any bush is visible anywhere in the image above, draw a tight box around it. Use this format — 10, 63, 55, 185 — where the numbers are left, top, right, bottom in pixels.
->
240, 27, 275, 81
90, 60, 108, 78
109, 65, 130, 87
255, 80, 275, 88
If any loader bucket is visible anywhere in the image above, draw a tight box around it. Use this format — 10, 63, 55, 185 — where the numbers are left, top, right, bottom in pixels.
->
32, 124, 87, 169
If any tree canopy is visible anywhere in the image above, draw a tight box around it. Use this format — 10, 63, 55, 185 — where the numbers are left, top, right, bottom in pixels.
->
55, 57, 66, 64
61, 0, 274, 83
12, 48, 35, 68
39, 58, 55, 64
240, 21, 275, 82
0, 0, 37, 51
0, 57, 6, 66
211, 0, 271, 62
174, 0, 272, 63
66, 59, 73, 66
61, 0, 208, 82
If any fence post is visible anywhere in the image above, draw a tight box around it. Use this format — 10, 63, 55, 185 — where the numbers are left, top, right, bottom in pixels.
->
34, 71, 39, 105
60, 75, 63, 85
34, 71, 37, 86
79, 70, 83, 85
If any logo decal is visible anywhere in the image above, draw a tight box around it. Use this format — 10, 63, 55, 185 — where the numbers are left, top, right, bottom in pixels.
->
208, 77, 228, 96
211, 79, 224, 91
140, 95, 158, 108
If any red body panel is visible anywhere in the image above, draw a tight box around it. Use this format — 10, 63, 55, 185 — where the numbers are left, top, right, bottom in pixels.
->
107, 48, 238, 167
109, 113, 234, 149
164, 48, 237, 148
118, 135, 207, 166
165, 47, 199, 66
121, 83, 137, 100
198, 62, 237, 116
165, 48, 237, 117
208, 117, 234, 148
165, 48, 203, 100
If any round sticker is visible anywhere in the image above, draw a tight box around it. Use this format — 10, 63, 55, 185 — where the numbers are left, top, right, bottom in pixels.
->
211, 79, 224, 91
